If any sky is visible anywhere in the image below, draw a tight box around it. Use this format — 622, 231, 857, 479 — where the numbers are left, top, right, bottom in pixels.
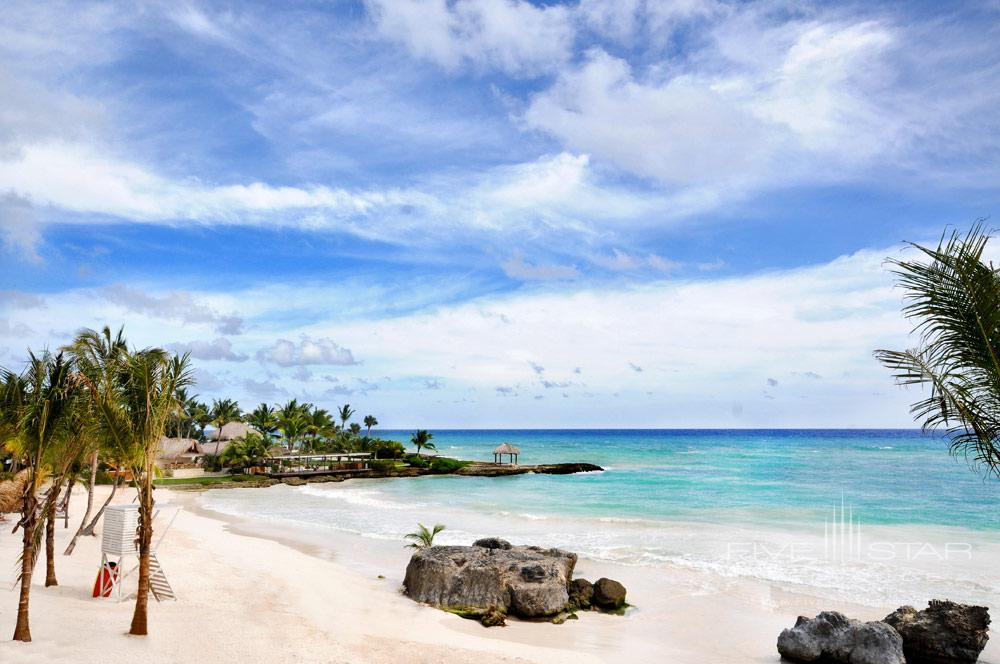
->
1, 0, 999, 428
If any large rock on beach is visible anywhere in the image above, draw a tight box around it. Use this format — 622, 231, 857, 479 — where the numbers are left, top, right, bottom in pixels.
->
884, 600, 990, 663
592, 577, 627, 610
777, 611, 905, 664
403, 542, 577, 619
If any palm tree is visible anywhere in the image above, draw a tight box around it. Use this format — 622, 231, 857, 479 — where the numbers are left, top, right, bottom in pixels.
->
305, 407, 334, 453
2, 351, 81, 641
876, 224, 1000, 477
219, 433, 269, 471
61, 325, 126, 556
404, 523, 445, 549
277, 399, 309, 451
210, 398, 241, 455
246, 403, 278, 442
363, 414, 378, 438
338, 404, 355, 437
75, 333, 192, 637
410, 429, 435, 456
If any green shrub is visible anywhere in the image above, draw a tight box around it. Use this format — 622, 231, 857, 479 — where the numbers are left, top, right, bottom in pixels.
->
429, 457, 469, 473
370, 459, 397, 473
404, 453, 429, 469
374, 439, 405, 459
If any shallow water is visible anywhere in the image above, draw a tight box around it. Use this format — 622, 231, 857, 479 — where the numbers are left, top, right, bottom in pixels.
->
201, 429, 1000, 609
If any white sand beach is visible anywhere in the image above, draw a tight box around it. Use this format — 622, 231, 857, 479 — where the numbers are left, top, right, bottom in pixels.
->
1, 485, 997, 664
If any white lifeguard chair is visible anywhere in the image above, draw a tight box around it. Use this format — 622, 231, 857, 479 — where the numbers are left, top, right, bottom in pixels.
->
96, 504, 180, 602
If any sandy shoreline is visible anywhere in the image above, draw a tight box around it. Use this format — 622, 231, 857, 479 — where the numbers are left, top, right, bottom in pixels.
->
1, 484, 996, 663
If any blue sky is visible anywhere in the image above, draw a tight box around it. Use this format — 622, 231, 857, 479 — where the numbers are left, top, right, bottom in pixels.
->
2, 0, 1000, 427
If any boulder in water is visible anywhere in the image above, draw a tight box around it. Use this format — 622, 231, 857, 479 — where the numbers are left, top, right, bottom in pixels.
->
777, 611, 905, 664
884, 600, 990, 663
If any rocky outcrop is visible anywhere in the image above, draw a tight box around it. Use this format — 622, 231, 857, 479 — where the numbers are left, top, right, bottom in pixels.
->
884, 600, 990, 664
777, 611, 905, 664
592, 578, 627, 610
404, 540, 629, 626
568, 578, 593, 609
403, 541, 577, 620
453, 462, 603, 477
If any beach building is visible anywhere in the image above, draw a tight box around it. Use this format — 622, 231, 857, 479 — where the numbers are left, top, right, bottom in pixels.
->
493, 443, 520, 465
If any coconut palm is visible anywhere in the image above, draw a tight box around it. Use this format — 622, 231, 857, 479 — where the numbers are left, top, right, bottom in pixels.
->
210, 398, 241, 455
338, 404, 355, 436
219, 433, 269, 470
277, 399, 309, 451
876, 224, 1000, 477
62, 326, 127, 556
410, 429, 435, 456
305, 407, 334, 453
75, 333, 192, 637
246, 403, 278, 442
2, 351, 81, 641
363, 414, 378, 438
404, 523, 445, 549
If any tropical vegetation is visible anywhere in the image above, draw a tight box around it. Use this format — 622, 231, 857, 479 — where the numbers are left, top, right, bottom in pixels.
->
404, 523, 445, 549
877, 224, 1000, 478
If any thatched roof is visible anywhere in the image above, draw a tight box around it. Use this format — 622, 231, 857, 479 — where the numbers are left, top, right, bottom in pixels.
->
493, 443, 520, 454
198, 439, 234, 456
208, 421, 258, 442
157, 437, 200, 461
0, 470, 28, 513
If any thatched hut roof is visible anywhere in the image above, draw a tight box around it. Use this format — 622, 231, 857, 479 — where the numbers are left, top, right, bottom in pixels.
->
0, 470, 28, 513
493, 443, 520, 454
208, 421, 258, 442
157, 437, 200, 461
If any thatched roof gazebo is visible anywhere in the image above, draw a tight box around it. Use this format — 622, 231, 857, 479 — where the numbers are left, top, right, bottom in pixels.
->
493, 443, 520, 465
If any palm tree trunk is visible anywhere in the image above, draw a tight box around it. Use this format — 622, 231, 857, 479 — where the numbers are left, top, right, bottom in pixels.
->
129, 472, 154, 636
65, 451, 99, 555
80, 473, 121, 537
13, 484, 37, 641
44, 483, 60, 587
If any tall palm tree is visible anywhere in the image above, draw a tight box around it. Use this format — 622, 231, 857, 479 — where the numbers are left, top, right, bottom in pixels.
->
2, 351, 80, 641
247, 403, 278, 442
305, 407, 334, 453
363, 414, 378, 438
410, 429, 435, 456
75, 333, 192, 637
876, 224, 1000, 477
338, 404, 355, 437
277, 399, 309, 451
210, 398, 241, 455
63, 326, 128, 556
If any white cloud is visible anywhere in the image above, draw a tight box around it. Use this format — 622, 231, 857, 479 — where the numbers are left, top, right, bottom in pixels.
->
103, 284, 244, 335
257, 336, 358, 367
366, 0, 574, 76
500, 254, 580, 281
167, 338, 249, 362
0, 243, 931, 425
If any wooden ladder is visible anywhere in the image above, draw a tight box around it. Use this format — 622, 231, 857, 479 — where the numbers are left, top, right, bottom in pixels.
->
148, 554, 176, 602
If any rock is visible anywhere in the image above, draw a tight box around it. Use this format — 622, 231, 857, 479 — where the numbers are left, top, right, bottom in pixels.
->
568, 578, 593, 609
404, 543, 577, 619
884, 600, 990, 663
777, 611, 905, 664
480, 607, 507, 627
473, 537, 512, 550
592, 578, 627, 610
550, 612, 578, 625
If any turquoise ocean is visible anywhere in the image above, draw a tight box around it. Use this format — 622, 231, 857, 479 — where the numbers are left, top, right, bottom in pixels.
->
201, 429, 1000, 608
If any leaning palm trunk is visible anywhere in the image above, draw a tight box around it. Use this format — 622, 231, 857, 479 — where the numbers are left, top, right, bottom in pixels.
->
44, 482, 60, 586
79, 473, 121, 538
65, 452, 99, 555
